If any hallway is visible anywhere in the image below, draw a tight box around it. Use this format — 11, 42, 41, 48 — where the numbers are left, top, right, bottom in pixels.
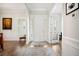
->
0, 3, 62, 56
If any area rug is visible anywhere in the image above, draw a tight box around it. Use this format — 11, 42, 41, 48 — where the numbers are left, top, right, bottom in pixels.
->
15, 47, 56, 56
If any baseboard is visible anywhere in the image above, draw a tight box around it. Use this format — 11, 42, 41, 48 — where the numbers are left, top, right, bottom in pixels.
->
3, 39, 19, 41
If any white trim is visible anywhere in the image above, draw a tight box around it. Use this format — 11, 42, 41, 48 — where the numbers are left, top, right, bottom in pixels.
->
4, 39, 19, 41
63, 36, 79, 44
63, 36, 79, 50
48, 15, 51, 43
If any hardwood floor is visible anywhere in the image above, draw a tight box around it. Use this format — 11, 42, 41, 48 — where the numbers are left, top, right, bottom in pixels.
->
0, 41, 18, 56
0, 41, 62, 56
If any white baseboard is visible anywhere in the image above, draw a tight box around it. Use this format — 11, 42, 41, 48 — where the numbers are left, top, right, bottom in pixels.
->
3, 38, 19, 41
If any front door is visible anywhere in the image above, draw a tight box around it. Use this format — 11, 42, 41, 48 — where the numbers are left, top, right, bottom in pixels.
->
29, 15, 49, 42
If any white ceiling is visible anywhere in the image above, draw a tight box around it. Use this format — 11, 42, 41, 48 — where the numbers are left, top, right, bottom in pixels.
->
0, 3, 26, 10
26, 3, 54, 12
0, 3, 27, 15
0, 3, 63, 14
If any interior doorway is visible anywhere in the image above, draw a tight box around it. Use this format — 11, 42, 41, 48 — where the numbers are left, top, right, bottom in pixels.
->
29, 15, 49, 42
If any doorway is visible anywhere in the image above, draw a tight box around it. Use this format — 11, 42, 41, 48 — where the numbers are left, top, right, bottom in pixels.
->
29, 15, 49, 42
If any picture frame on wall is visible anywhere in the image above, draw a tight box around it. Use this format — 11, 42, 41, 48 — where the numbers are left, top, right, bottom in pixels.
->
66, 3, 79, 15
3, 18, 12, 30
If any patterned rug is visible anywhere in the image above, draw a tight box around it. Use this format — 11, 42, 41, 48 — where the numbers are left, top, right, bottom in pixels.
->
15, 47, 56, 56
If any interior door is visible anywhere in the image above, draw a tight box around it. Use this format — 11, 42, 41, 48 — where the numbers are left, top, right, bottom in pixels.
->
29, 15, 49, 42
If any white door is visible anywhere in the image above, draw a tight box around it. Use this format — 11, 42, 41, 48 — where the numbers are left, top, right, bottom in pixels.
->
29, 15, 49, 42
49, 14, 62, 43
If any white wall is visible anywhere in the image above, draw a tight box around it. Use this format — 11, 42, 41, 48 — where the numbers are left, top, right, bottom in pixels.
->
0, 3, 29, 41
62, 3, 79, 56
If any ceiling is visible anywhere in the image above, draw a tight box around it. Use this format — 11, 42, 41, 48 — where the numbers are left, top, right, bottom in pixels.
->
0, 3, 26, 10
26, 3, 54, 14
0, 3, 27, 15
0, 3, 63, 14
